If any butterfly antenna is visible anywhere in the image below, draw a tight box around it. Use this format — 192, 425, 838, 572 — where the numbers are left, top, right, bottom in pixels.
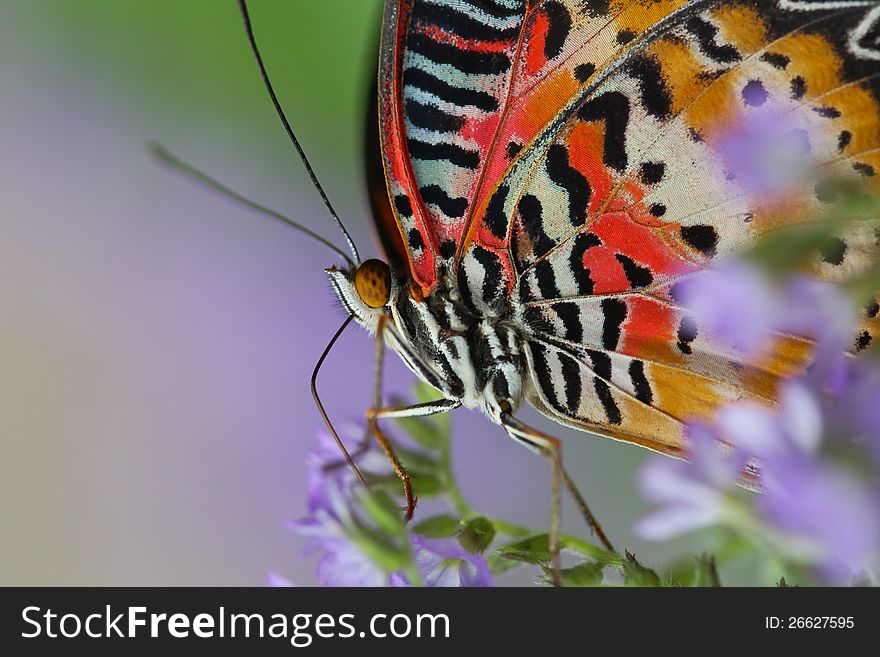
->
311, 314, 371, 489
150, 142, 355, 265
238, 0, 361, 267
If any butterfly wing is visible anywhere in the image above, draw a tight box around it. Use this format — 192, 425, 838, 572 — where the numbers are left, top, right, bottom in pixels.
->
378, 0, 538, 290
453, 1, 880, 453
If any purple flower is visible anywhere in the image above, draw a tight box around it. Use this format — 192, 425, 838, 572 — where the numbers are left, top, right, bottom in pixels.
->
677, 260, 856, 368
677, 261, 781, 353
759, 450, 880, 583
717, 107, 814, 198
291, 427, 494, 587
391, 536, 493, 587
266, 572, 296, 587
290, 427, 394, 587
635, 423, 746, 540
637, 261, 880, 583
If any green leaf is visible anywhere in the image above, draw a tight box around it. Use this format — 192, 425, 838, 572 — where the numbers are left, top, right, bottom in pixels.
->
409, 472, 442, 497
360, 489, 407, 536
367, 471, 441, 498
496, 534, 551, 565
692, 554, 721, 587
622, 551, 662, 587
351, 528, 410, 572
385, 445, 440, 473
746, 220, 843, 276
394, 415, 442, 450
412, 514, 461, 538
487, 554, 523, 575
544, 561, 604, 587
458, 517, 495, 554
413, 380, 445, 405
558, 535, 624, 567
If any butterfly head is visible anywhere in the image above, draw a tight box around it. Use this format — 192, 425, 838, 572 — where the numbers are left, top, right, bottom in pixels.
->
326, 259, 397, 332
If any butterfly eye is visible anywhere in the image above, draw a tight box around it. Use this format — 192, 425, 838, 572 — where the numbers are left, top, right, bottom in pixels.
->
354, 259, 392, 308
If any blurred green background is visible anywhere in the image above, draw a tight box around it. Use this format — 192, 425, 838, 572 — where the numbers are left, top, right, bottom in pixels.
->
0, 0, 729, 585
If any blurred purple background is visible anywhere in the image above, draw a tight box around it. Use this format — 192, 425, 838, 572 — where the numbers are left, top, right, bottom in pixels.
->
0, 0, 707, 585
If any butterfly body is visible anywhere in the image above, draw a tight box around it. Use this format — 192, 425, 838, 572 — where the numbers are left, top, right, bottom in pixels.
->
329, 264, 530, 426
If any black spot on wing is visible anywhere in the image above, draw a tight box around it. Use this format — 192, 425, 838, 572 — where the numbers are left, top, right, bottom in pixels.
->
543, 1, 571, 60
854, 162, 876, 177
628, 360, 652, 405
408, 32, 511, 75
439, 239, 456, 259
586, 349, 611, 380
560, 351, 582, 413
600, 298, 627, 350
420, 184, 468, 218
677, 316, 698, 354
626, 55, 672, 121
578, 91, 631, 171
408, 138, 480, 169
412, 0, 520, 42
568, 232, 601, 295
790, 76, 807, 101
761, 52, 789, 69
506, 141, 522, 159
615, 254, 653, 288
684, 16, 740, 64
866, 299, 879, 318
820, 237, 847, 265
529, 341, 565, 413
395, 194, 413, 218
405, 98, 466, 133
856, 330, 872, 352
594, 378, 622, 424
814, 106, 841, 119
518, 193, 553, 259
616, 29, 635, 45
546, 144, 592, 227
554, 301, 582, 343
681, 224, 719, 257
534, 259, 561, 299
639, 161, 665, 185
574, 62, 596, 83
838, 130, 852, 153
649, 203, 667, 218
472, 245, 505, 304
408, 228, 425, 251
404, 68, 498, 111
742, 80, 768, 107
485, 184, 510, 240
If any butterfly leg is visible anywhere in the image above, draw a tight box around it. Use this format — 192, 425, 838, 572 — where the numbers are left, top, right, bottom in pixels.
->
502, 413, 616, 585
366, 316, 460, 521
500, 413, 564, 586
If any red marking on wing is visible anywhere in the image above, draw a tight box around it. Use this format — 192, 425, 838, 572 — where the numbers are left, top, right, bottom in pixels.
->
414, 22, 511, 54
378, 0, 438, 291
619, 296, 677, 357
590, 213, 690, 278
525, 11, 549, 76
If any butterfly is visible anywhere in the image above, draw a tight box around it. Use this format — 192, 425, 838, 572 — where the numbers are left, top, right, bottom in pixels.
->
160, 0, 880, 583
